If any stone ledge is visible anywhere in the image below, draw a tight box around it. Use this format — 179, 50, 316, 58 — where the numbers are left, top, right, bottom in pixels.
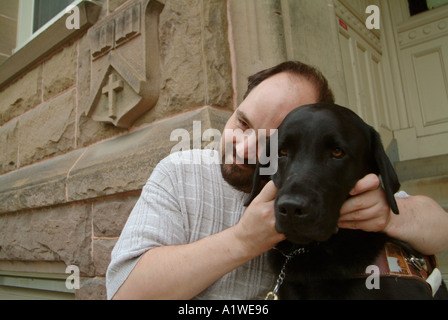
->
0, 149, 84, 214
0, 106, 231, 214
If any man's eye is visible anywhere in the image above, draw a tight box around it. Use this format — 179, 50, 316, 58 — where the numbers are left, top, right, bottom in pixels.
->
238, 119, 249, 129
279, 149, 288, 157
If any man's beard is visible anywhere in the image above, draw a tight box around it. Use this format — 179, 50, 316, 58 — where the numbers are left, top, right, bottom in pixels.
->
220, 150, 256, 193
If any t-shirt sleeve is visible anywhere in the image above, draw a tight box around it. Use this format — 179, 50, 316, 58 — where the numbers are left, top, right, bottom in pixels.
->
395, 190, 411, 199
105, 155, 187, 299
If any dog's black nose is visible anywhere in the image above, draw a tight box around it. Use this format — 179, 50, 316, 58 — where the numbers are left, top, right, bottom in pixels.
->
276, 198, 309, 218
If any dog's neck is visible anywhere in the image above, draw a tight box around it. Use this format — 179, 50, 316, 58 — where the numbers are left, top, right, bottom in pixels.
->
274, 240, 318, 257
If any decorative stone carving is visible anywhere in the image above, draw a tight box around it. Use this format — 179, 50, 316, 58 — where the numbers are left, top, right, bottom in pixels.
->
397, 14, 448, 49
86, 0, 163, 128
334, 0, 381, 52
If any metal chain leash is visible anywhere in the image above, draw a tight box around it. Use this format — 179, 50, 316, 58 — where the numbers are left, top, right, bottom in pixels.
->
265, 247, 308, 300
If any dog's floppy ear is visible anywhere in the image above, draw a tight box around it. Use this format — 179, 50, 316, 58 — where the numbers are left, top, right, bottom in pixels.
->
244, 163, 271, 206
370, 128, 401, 215
244, 135, 273, 207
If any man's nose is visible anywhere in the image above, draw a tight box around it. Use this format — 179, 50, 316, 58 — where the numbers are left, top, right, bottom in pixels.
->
234, 130, 257, 163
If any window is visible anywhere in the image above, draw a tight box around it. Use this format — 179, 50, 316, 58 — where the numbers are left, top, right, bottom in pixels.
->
0, 0, 101, 87
0, 270, 75, 300
408, 0, 429, 15
16, 0, 80, 52
408, 0, 448, 16
33, 0, 75, 32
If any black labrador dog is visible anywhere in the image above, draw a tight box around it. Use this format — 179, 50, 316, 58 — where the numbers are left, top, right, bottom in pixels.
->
245, 103, 447, 299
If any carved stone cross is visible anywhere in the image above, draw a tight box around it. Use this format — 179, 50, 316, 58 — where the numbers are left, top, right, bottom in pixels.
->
86, 0, 162, 128
102, 73, 124, 120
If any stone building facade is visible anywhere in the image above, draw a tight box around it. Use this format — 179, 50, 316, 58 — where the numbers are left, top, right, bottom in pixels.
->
0, 0, 447, 299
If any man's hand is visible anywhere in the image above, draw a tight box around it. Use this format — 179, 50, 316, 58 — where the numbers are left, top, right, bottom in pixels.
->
338, 174, 392, 232
233, 181, 286, 257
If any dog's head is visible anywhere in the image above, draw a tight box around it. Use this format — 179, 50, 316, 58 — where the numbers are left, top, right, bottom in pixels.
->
245, 103, 400, 245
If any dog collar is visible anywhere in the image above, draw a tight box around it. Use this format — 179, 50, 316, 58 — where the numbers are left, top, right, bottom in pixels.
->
265, 247, 308, 300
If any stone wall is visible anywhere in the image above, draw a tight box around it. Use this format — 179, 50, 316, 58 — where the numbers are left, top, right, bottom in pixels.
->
0, 0, 233, 299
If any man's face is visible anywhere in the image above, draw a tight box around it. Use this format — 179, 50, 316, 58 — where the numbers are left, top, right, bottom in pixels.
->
220, 72, 319, 192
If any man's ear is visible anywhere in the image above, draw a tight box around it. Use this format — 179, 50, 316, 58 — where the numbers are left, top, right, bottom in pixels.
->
370, 128, 401, 215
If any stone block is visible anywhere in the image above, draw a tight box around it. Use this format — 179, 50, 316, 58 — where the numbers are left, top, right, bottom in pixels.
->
93, 194, 139, 237
42, 42, 77, 101
76, 34, 91, 119
67, 106, 231, 202
77, 114, 128, 148
140, 0, 233, 124
0, 67, 42, 125
18, 88, 76, 167
0, 118, 18, 174
109, 0, 129, 13
93, 239, 117, 276
0, 203, 93, 276
76, 277, 106, 300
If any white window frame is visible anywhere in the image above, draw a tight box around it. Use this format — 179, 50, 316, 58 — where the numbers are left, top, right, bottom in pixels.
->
0, 0, 101, 88
15, 0, 84, 53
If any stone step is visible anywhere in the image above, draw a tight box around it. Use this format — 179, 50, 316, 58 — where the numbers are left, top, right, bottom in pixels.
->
395, 154, 448, 210
399, 175, 448, 211
395, 154, 448, 181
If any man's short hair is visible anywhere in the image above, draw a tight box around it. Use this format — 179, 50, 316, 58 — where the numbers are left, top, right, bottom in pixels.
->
243, 61, 335, 104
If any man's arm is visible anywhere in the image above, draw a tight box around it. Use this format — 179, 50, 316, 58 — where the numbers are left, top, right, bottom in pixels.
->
339, 174, 448, 255
386, 195, 448, 255
113, 181, 284, 300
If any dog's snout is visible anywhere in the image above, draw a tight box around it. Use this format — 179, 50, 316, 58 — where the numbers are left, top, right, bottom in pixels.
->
277, 198, 309, 218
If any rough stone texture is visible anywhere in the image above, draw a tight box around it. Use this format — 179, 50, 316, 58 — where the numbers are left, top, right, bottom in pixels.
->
0, 149, 83, 214
91, 194, 140, 281
93, 239, 117, 276
18, 89, 76, 167
76, 277, 106, 300
0, 106, 231, 215
138, 0, 233, 125
109, 0, 128, 13
0, 66, 42, 125
0, 204, 93, 276
42, 42, 77, 101
67, 106, 230, 202
0, 118, 18, 174
0, 0, 234, 300
284, 0, 347, 103
76, 31, 128, 148
77, 115, 128, 149
93, 194, 139, 237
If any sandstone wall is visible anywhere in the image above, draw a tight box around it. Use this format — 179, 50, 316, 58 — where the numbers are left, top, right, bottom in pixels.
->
0, 0, 233, 299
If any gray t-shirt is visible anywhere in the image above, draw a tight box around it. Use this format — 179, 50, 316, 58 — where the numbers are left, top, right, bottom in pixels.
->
106, 149, 276, 300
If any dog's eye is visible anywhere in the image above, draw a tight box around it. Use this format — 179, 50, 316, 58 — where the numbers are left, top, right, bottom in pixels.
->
331, 148, 345, 159
279, 149, 288, 157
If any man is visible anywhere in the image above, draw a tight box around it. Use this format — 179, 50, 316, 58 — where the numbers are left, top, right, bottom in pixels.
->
106, 61, 448, 300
